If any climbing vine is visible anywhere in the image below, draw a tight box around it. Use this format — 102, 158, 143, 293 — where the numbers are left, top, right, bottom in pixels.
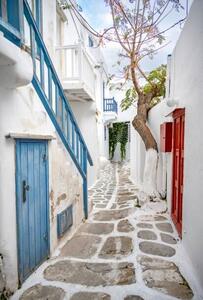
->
109, 122, 128, 161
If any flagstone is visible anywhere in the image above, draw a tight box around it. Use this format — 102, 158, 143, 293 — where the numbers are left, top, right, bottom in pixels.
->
154, 215, 168, 221
110, 203, 117, 209
95, 204, 107, 208
155, 222, 174, 233
117, 192, 135, 196
60, 235, 101, 258
136, 222, 153, 229
117, 195, 137, 202
93, 208, 135, 221
79, 223, 114, 235
138, 255, 193, 299
139, 241, 176, 257
44, 260, 136, 286
99, 236, 133, 259
137, 230, 157, 240
160, 233, 177, 244
19, 284, 65, 300
119, 204, 131, 209
117, 219, 135, 232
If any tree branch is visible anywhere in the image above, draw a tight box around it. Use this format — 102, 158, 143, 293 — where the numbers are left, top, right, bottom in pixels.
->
109, 0, 131, 53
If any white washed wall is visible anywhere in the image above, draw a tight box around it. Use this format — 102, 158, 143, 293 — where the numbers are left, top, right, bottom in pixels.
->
0, 1, 88, 291
131, 0, 203, 289
0, 83, 85, 293
130, 125, 145, 186
70, 100, 100, 187
147, 100, 172, 197
166, 0, 203, 287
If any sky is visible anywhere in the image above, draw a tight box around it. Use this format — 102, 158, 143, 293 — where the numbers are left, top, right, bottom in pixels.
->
77, 0, 193, 75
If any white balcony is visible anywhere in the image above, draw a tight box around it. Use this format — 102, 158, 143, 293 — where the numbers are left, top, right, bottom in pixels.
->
55, 44, 96, 102
103, 97, 118, 123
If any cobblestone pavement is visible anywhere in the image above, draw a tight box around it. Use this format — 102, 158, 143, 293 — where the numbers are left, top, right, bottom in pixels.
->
11, 163, 201, 300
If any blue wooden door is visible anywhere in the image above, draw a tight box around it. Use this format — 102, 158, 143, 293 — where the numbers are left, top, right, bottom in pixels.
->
16, 140, 49, 284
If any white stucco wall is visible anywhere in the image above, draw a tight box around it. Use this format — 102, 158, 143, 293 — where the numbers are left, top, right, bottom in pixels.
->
166, 0, 203, 287
131, 0, 203, 288
148, 100, 172, 197
0, 0, 104, 294
70, 100, 100, 187
130, 124, 145, 186
0, 33, 85, 292
0, 82, 85, 293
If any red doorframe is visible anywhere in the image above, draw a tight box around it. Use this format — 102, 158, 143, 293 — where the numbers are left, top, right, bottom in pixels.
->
171, 108, 185, 238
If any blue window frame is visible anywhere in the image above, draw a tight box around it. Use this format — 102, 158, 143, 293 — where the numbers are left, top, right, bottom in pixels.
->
0, 0, 23, 31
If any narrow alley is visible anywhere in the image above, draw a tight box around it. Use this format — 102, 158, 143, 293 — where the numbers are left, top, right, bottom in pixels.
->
11, 163, 197, 300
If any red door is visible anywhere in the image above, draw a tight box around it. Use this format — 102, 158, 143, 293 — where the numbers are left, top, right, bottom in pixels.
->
171, 109, 185, 238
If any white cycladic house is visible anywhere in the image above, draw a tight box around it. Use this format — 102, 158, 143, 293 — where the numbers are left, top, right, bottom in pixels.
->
0, 0, 113, 294
130, 0, 203, 289
54, 2, 111, 187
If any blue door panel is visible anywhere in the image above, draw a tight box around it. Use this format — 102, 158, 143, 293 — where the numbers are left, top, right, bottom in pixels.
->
33, 143, 41, 264
16, 140, 49, 284
27, 143, 35, 271
39, 142, 49, 258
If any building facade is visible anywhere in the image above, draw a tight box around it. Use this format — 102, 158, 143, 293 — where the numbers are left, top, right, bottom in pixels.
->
130, 0, 203, 288
0, 0, 114, 293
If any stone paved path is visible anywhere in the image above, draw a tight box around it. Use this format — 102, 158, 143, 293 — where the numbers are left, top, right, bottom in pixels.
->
11, 163, 201, 300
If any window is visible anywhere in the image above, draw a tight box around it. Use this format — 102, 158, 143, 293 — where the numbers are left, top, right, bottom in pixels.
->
0, 0, 22, 32
88, 36, 94, 47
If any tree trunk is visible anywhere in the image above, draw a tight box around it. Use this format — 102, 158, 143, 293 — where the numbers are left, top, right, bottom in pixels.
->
132, 94, 159, 201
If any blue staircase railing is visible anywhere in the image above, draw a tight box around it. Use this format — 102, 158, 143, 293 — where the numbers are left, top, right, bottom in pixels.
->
0, 0, 93, 218
103, 97, 118, 114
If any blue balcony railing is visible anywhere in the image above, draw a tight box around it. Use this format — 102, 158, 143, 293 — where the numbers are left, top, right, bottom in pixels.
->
103, 97, 118, 114
0, 0, 93, 218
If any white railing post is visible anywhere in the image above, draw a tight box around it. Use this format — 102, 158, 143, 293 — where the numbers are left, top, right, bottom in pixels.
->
78, 43, 82, 82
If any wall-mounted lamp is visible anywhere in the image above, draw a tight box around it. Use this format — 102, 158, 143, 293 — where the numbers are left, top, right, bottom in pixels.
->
166, 98, 179, 107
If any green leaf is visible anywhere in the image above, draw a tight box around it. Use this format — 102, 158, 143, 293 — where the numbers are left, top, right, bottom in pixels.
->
120, 65, 166, 111
120, 88, 137, 111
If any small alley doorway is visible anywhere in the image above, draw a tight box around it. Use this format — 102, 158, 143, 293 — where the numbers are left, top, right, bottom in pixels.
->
15, 139, 50, 284
109, 122, 130, 162
171, 109, 185, 238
